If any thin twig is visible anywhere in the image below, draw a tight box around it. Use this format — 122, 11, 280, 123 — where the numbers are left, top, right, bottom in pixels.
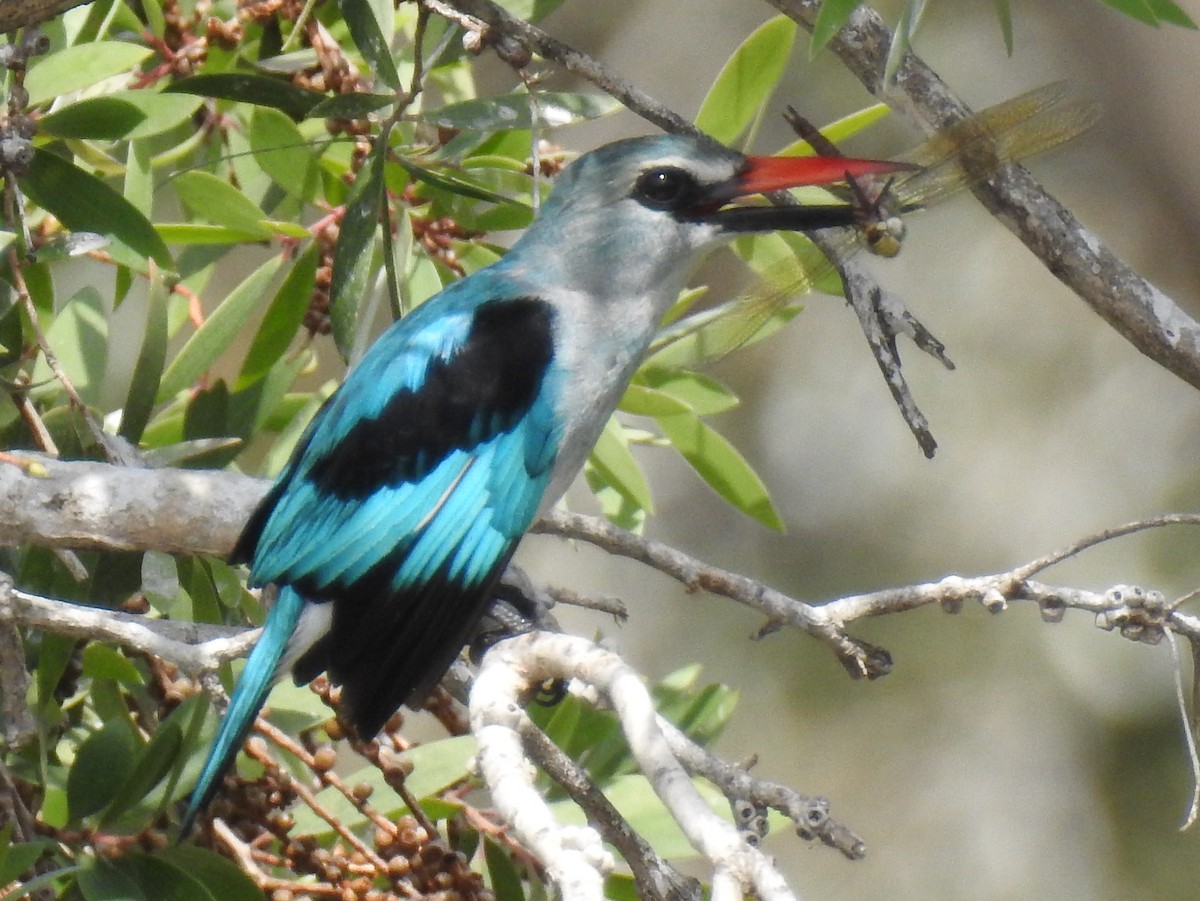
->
254, 718, 400, 841
656, 717, 865, 860
242, 735, 390, 871
518, 720, 700, 901
764, 0, 1200, 397
211, 818, 343, 898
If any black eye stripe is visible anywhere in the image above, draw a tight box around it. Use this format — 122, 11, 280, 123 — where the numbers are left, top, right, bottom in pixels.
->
633, 166, 700, 211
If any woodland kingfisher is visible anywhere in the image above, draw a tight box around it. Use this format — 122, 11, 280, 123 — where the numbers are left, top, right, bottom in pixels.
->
182, 133, 908, 832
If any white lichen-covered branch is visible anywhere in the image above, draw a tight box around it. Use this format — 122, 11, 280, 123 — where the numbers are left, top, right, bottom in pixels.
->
3, 456, 1199, 897
471, 632, 798, 901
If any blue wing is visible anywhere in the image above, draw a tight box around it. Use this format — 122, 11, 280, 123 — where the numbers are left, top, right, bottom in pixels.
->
234, 286, 563, 735
183, 285, 562, 835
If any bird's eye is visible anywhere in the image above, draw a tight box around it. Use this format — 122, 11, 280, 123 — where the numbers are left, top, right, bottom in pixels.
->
634, 167, 697, 210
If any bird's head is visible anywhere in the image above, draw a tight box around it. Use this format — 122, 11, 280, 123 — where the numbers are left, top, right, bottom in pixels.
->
510, 134, 909, 298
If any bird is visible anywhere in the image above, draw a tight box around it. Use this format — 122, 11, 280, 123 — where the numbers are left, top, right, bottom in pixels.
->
181, 133, 909, 833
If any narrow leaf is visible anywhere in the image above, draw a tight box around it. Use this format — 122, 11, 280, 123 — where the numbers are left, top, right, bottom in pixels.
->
29, 287, 108, 407
80, 645, 143, 686
25, 42, 153, 106
639, 368, 739, 416
993, 0, 1014, 54
883, 0, 923, 84
40, 93, 201, 141
338, 0, 400, 89
236, 243, 318, 390
588, 417, 654, 514
67, 720, 139, 821
100, 719, 183, 825
330, 139, 385, 360
119, 260, 169, 443
484, 839, 525, 901
171, 171, 274, 238
156, 224, 274, 245
155, 847, 261, 901
249, 107, 320, 203
1094, 0, 1159, 24
619, 383, 691, 417
810, 0, 860, 52
425, 92, 620, 132
22, 149, 173, 269
166, 74, 324, 120
656, 411, 784, 531
1145, 0, 1197, 26
76, 857, 147, 901
695, 16, 797, 145
120, 854, 212, 901
157, 256, 283, 400
306, 92, 395, 119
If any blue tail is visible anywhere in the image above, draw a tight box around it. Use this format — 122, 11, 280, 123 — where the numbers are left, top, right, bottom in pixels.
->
180, 586, 306, 836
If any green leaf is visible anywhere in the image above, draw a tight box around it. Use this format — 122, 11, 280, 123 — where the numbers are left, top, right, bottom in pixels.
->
156, 224, 274, 245
1145, 0, 1197, 26
67, 720, 139, 821
171, 171, 274, 238
289, 735, 475, 837
100, 718, 183, 825
157, 256, 283, 400
496, 0, 566, 21
588, 417, 653, 516
339, 0, 401, 89
638, 368, 738, 416
249, 107, 320, 203
402, 734, 476, 799
155, 847, 260, 901
619, 383, 692, 417
81, 644, 143, 686
648, 301, 804, 371
30, 287, 108, 407
548, 774, 733, 860
656, 411, 784, 531
39, 92, 202, 141
884, 0, 925, 85
120, 853, 214, 901
236, 243, 318, 390
22, 149, 173, 269
396, 156, 526, 207
773, 102, 893, 158
330, 137, 385, 360
142, 0, 166, 38
809, 0, 859, 51
25, 42, 154, 106
76, 856, 147, 901
0, 839, 55, 886
1094, 0, 1159, 24
35, 633, 75, 712
166, 74, 324, 120
992, 0, 1014, 54
604, 874, 640, 901
695, 16, 796, 145
119, 261, 169, 443
484, 838, 525, 901
261, 679, 328, 734
306, 92, 395, 119
425, 92, 620, 132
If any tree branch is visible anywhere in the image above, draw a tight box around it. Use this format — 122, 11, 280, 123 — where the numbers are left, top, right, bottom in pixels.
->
471, 632, 797, 901
1, 572, 258, 678
764, 0, 1200, 396
0, 0, 86, 34
0, 455, 263, 555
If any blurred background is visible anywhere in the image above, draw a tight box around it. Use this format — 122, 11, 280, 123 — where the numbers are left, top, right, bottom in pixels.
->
497, 1, 1200, 898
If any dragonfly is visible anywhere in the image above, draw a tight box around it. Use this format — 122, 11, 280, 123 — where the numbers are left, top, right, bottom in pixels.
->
651, 81, 1101, 364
